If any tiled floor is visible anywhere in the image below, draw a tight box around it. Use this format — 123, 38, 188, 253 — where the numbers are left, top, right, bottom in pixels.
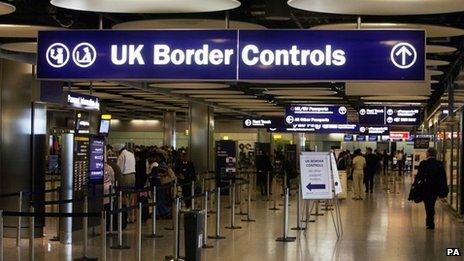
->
3, 174, 464, 260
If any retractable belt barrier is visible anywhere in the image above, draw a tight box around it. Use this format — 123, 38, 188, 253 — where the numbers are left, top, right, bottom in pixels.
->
0, 188, 60, 199
0, 178, 252, 261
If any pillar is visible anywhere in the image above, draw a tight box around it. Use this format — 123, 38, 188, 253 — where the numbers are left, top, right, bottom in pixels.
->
188, 103, 214, 173
258, 129, 271, 143
163, 111, 176, 148
0, 59, 44, 237
293, 133, 305, 155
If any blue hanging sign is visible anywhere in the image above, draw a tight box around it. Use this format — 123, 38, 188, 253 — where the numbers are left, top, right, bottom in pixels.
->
358, 106, 386, 125
37, 29, 425, 81
285, 105, 348, 126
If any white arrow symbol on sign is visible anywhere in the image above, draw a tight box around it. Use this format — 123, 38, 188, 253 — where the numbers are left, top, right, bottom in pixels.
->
395, 46, 412, 66
390, 42, 417, 69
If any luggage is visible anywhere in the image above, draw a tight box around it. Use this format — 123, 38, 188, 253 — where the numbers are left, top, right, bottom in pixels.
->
408, 179, 425, 203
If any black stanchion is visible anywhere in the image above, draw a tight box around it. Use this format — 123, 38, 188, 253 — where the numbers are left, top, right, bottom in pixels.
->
146, 186, 163, 239
276, 188, 296, 243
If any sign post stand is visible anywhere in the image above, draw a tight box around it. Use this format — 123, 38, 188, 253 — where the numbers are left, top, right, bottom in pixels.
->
299, 152, 343, 238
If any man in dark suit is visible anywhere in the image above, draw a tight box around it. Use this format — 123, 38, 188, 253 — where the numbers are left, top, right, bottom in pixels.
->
175, 152, 197, 209
364, 148, 379, 194
415, 148, 449, 230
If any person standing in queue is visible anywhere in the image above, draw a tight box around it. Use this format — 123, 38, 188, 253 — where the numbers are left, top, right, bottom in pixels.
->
397, 150, 404, 177
115, 144, 137, 223
352, 149, 366, 200
364, 148, 378, 194
414, 148, 449, 230
382, 150, 389, 175
175, 152, 196, 209
257, 151, 274, 196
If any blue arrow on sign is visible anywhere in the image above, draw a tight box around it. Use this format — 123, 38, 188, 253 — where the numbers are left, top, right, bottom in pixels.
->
306, 183, 326, 191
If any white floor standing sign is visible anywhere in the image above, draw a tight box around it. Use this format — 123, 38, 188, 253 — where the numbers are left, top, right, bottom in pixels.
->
299, 152, 344, 238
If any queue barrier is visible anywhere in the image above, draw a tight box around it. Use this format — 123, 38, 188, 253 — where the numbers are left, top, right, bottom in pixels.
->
0, 177, 251, 261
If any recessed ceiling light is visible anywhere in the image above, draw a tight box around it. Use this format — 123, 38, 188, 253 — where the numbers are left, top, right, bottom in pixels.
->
150, 82, 229, 90
288, 0, 464, 15
0, 24, 60, 38
114, 19, 265, 29
426, 45, 457, 54
51, 0, 240, 13
0, 2, 15, 15
0, 42, 36, 53
311, 23, 464, 38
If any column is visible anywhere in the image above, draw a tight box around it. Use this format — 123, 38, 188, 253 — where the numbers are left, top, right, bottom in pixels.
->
258, 129, 271, 143
163, 111, 176, 148
188, 103, 214, 173
0, 59, 44, 237
293, 133, 305, 156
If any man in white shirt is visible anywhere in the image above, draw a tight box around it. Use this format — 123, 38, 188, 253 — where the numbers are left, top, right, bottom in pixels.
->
114, 144, 136, 222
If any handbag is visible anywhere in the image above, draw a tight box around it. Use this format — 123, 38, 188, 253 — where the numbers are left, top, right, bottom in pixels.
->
408, 177, 425, 203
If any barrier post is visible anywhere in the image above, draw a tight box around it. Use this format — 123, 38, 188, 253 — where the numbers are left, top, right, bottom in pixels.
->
136, 203, 142, 261
146, 186, 163, 238
202, 191, 213, 248
225, 180, 232, 209
241, 174, 255, 222
110, 190, 130, 249
276, 188, 295, 242
29, 206, 34, 261
50, 187, 60, 242
208, 187, 225, 240
266, 172, 270, 201
269, 177, 279, 211
291, 185, 304, 231
16, 191, 23, 247
100, 211, 107, 261
201, 178, 206, 209
225, 183, 241, 230
76, 196, 97, 261
191, 181, 195, 209
0, 210, 3, 261
166, 198, 180, 260
108, 185, 115, 236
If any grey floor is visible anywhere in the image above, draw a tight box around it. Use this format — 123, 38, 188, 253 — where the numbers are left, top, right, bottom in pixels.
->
3, 174, 464, 261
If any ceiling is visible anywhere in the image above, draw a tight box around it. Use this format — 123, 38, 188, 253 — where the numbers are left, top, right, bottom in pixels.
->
0, 0, 463, 123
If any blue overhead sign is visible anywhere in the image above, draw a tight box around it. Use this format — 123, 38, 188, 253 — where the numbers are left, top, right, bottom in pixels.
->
358, 106, 385, 125
37, 30, 425, 81
285, 105, 348, 126
358, 106, 421, 126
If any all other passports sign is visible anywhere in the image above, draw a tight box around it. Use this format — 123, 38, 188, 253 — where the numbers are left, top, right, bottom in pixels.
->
37, 29, 425, 81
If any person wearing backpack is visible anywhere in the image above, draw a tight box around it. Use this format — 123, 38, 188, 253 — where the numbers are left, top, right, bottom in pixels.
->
413, 148, 449, 230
